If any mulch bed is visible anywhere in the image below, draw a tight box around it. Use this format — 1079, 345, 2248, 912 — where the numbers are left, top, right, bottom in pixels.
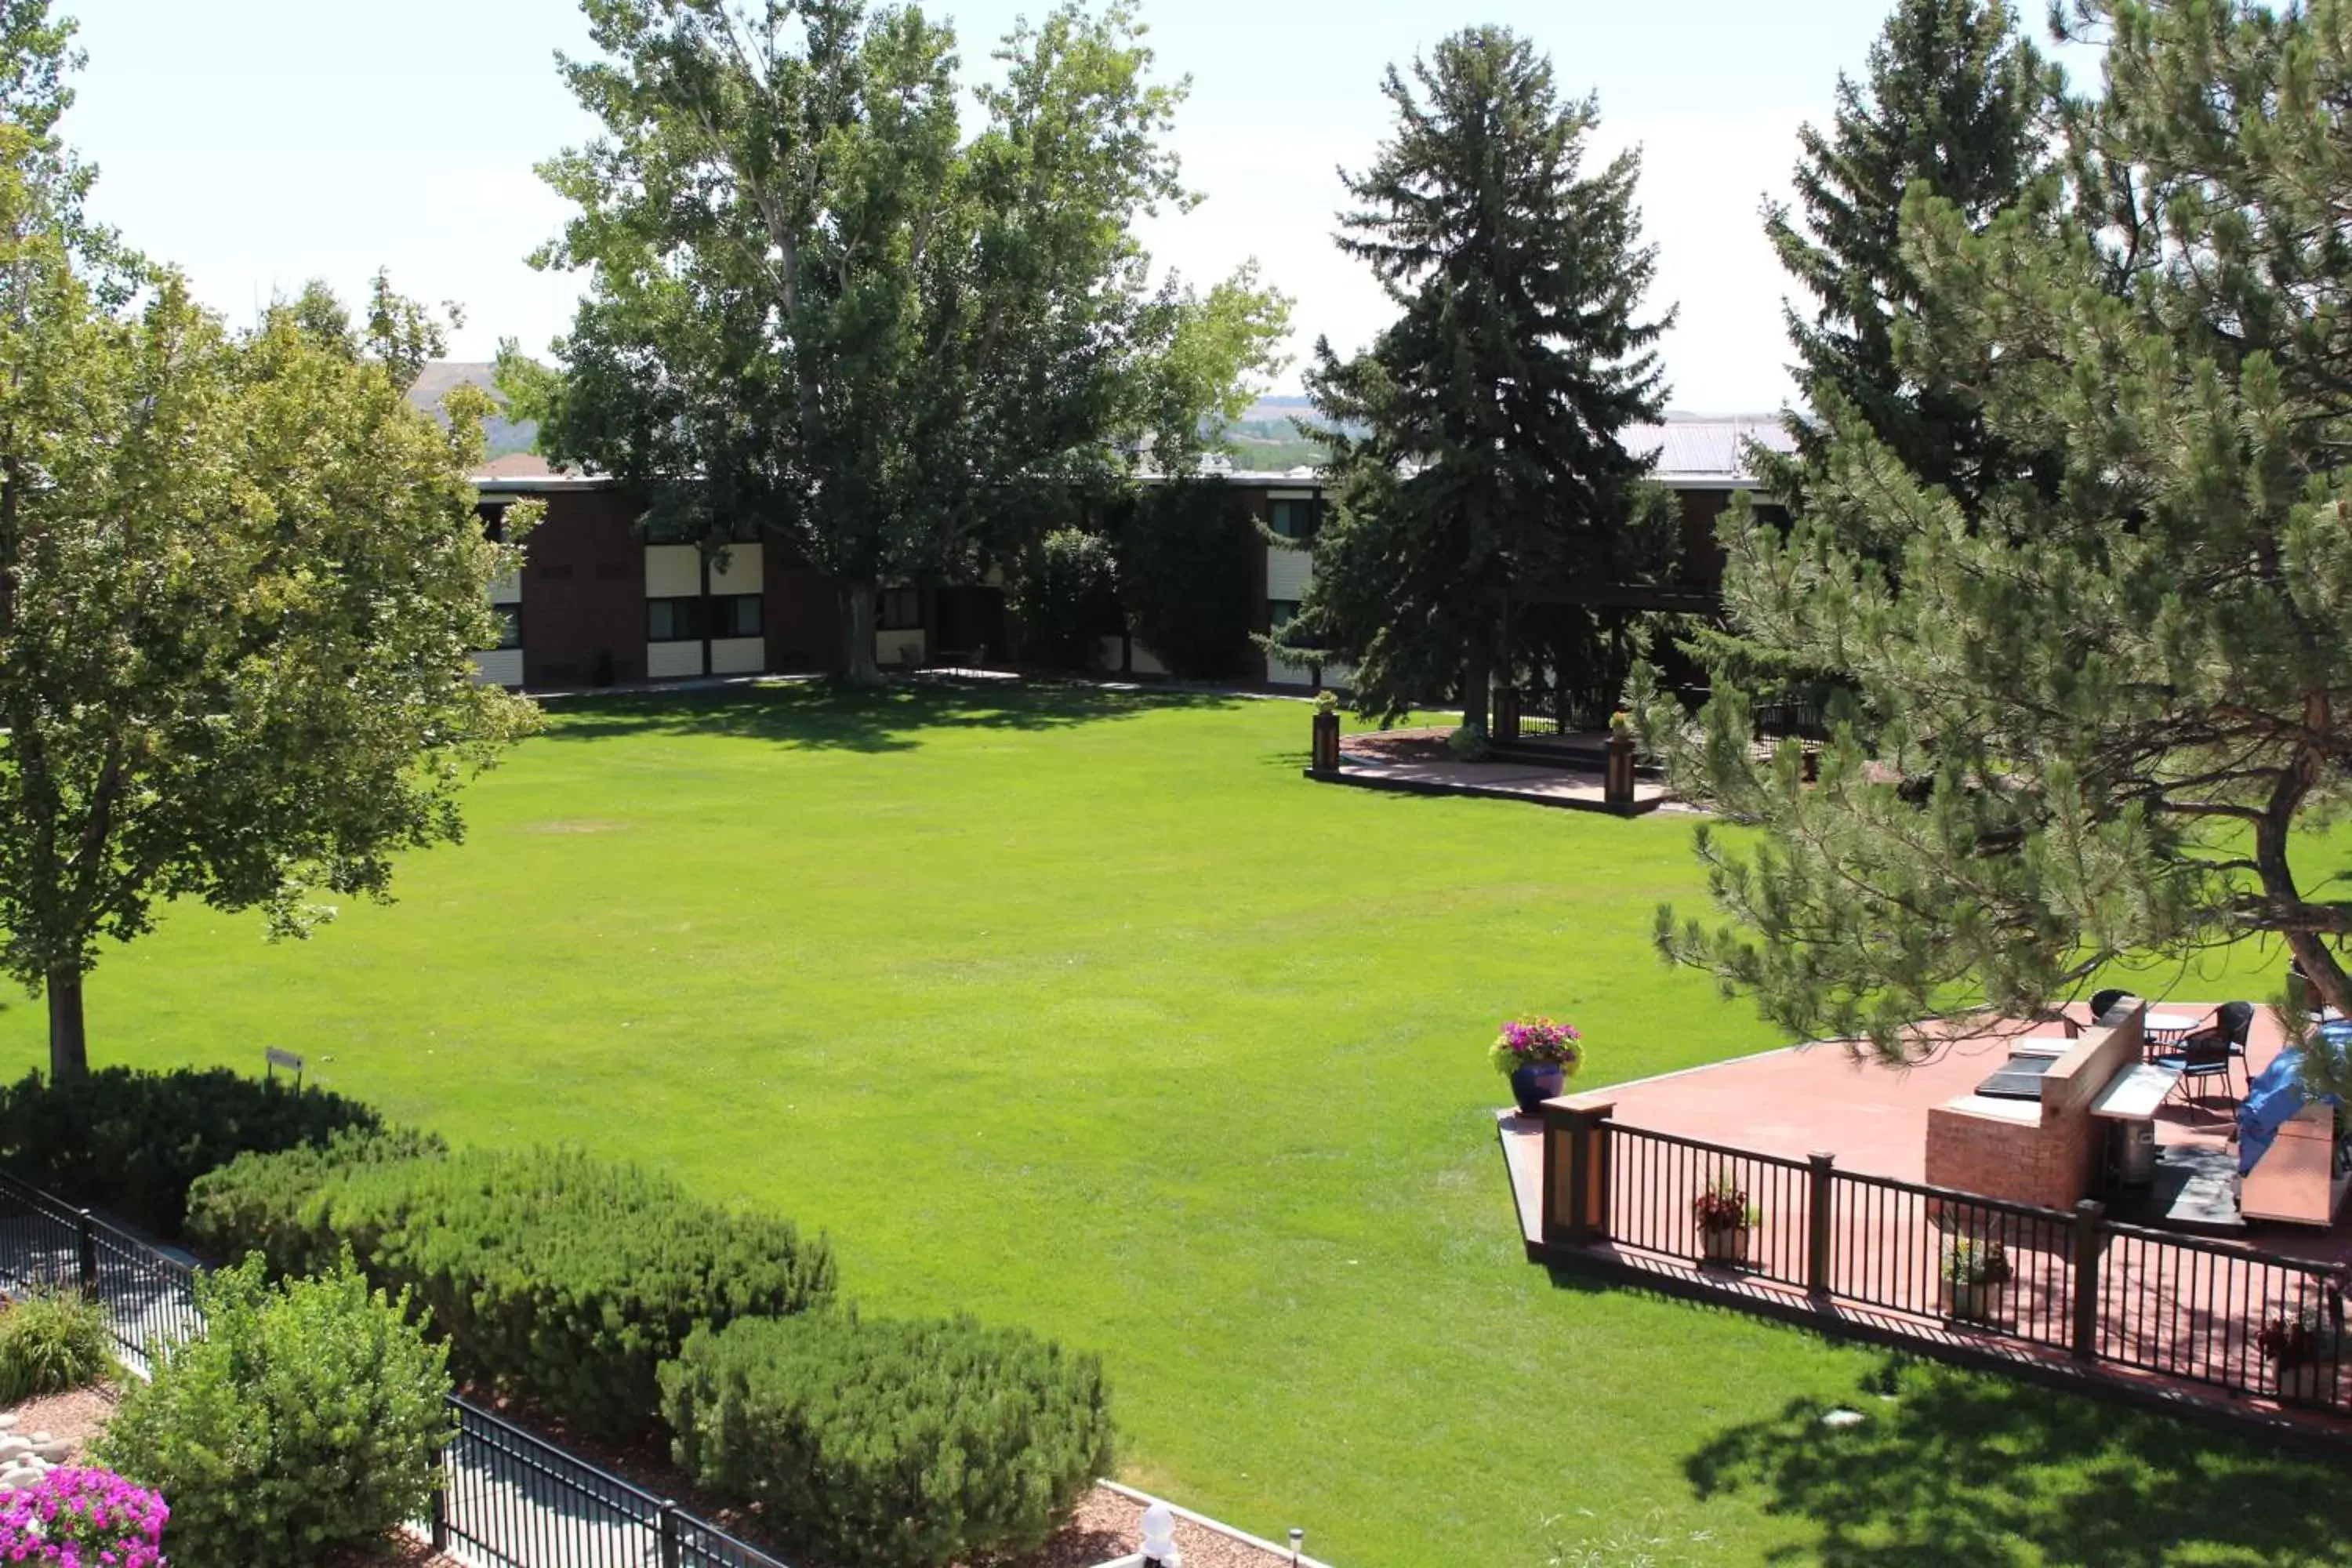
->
2, 1383, 118, 1460
1334, 724, 1452, 763
322, 1535, 463, 1568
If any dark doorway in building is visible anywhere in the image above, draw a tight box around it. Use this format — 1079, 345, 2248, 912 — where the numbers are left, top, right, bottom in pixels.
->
933, 586, 1007, 667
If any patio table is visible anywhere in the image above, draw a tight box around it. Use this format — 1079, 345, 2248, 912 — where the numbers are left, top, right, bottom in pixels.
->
2143, 1009, 2208, 1055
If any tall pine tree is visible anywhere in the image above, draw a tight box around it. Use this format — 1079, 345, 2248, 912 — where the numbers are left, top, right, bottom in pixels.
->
1293, 27, 1671, 734
1634, 0, 2352, 1094
1761, 0, 2048, 516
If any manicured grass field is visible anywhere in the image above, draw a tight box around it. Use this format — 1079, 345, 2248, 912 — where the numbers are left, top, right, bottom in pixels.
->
6, 684, 2348, 1566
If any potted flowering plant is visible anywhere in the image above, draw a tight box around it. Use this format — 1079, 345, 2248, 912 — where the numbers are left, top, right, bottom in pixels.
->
1940, 1236, 2013, 1323
2257, 1305, 2345, 1405
1691, 1176, 1757, 1265
1491, 1016, 1583, 1115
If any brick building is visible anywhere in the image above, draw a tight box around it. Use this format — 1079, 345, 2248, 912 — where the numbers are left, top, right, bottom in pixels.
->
466, 416, 1788, 694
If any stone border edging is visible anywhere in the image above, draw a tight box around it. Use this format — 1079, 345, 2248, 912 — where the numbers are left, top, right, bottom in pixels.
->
1091, 1479, 1335, 1568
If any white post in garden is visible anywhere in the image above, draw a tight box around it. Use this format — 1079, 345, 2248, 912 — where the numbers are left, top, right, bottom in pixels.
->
1141, 1501, 1181, 1566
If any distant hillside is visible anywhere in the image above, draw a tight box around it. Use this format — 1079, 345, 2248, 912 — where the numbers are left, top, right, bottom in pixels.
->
408, 361, 538, 458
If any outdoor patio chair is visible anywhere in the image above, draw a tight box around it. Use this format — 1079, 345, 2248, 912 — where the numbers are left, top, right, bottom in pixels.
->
2088, 988, 2134, 1025
2153, 1026, 2237, 1108
2216, 1000, 2256, 1069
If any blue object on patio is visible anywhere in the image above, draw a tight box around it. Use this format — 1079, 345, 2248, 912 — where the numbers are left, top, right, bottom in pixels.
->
2236, 1040, 2346, 1176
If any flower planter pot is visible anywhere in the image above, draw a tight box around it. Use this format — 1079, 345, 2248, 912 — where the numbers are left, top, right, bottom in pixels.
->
1699, 1225, 1749, 1265
1944, 1281, 2005, 1323
2273, 1360, 2343, 1406
1508, 1062, 1566, 1116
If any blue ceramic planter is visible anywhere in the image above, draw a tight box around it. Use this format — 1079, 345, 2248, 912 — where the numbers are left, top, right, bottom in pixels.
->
1510, 1062, 1566, 1116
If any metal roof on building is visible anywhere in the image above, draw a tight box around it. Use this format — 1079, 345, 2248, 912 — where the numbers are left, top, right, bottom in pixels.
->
1627, 416, 1794, 488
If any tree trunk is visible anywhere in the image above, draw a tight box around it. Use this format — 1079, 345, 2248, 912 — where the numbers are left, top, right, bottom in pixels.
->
839, 581, 884, 687
46, 967, 86, 1083
1461, 637, 1493, 738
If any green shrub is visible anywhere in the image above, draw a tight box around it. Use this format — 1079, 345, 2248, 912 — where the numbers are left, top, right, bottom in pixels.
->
185, 1127, 443, 1276
95, 1252, 452, 1568
660, 1309, 1113, 1568
0, 1288, 114, 1402
191, 1145, 837, 1439
0, 1066, 389, 1237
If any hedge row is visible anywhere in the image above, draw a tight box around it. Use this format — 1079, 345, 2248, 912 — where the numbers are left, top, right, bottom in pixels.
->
661, 1311, 1114, 1568
188, 1142, 837, 1438
0, 1067, 388, 1237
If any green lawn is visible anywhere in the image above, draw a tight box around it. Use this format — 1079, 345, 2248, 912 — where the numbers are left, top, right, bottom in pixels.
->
7, 684, 2347, 1566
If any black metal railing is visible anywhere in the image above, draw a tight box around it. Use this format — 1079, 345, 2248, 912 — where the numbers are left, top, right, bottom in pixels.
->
1552, 1114, 2352, 1418
1606, 1124, 1813, 1289
2096, 1219, 2350, 1412
1824, 1167, 2075, 1348
0, 1168, 793, 1568
0, 1171, 201, 1366
436, 1397, 790, 1568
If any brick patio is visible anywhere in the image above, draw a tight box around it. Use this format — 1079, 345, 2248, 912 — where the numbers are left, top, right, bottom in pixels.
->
1496, 1003, 2352, 1442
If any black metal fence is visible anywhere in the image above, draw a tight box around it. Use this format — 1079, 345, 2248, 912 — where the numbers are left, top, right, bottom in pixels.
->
1544, 1105, 2350, 1416
0, 1169, 792, 1568
437, 1396, 789, 1568
0, 1170, 201, 1364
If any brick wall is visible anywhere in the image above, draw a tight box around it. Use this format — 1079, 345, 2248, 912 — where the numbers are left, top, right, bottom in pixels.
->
1923, 1104, 2096, 1210
1922, 1008, 2147, 1210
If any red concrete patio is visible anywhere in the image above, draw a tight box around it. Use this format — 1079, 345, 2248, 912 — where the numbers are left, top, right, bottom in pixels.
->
1495, 1001, 2352, 1439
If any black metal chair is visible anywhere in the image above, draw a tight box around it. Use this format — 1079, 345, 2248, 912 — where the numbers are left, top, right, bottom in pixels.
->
2216, 999, 2256, 1079
2088, 988, 2134, 1025
2153, 1026, 2238, 1108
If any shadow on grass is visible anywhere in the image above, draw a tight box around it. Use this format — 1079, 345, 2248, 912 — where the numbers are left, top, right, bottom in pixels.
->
1686, 1352, 2352, 1566
534, 677, 1252, 753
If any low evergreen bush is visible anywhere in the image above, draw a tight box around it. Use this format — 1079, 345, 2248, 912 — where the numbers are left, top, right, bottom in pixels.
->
184, 1126, 443, 1275
0, 1066, 387, 1237
660, 1309, 1113, 1568
0, 1289, 114, 1402
95, 1253, 451, 1568
191, 1145, 837, 1439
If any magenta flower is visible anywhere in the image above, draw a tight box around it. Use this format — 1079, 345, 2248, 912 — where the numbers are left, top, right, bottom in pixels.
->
1488, 1014, 1584, 1076
0, 1468, 168, 1566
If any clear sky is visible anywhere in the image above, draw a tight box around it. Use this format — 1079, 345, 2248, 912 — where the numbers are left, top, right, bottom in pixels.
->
74, 0, 1929, 412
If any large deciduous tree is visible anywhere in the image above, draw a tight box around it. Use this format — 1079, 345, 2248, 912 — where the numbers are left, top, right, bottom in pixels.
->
0, 60, 535, 1078
507, 0, 1287, 684
1759, 0, 2050, 517
1291, 27, 1674, 735
1634, 0, 2352, 1094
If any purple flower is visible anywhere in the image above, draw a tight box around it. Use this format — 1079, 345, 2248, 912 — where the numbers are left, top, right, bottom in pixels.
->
0, 1471, 167, 1568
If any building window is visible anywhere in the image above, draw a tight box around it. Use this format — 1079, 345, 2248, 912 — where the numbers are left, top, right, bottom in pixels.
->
877, 588, 923, 630
710, 593, 763, 639
648, 597, 703, 641
492, 605, 522, 651
1268, 498, 1319, 542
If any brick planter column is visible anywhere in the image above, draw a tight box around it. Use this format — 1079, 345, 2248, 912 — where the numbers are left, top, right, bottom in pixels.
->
1604, 728, 1637, 809
1541, 1098, 1614, 1248
1310, 710, 1341, 775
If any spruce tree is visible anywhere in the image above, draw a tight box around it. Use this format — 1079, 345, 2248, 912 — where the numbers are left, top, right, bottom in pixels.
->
1634, 0, 2352, 1094
1293, 27, 1671, 734
1762, 0, 2048, 515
